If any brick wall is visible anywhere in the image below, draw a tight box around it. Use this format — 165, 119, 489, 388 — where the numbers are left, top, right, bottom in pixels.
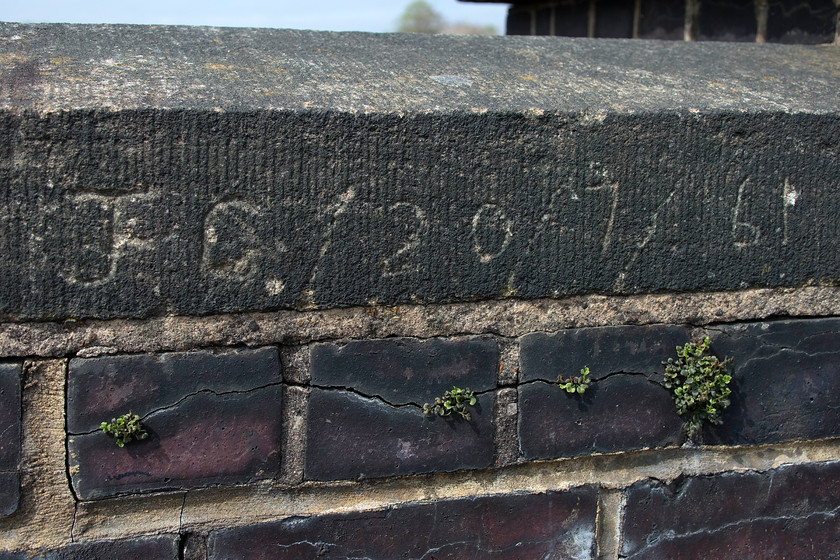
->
1, 23, 840, 559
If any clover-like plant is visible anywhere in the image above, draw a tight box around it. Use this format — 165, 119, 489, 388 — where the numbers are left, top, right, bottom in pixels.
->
663, 336, 733, 441
423, 387, 477, 421
557, 366, 591, 394
101, 411, 148, 447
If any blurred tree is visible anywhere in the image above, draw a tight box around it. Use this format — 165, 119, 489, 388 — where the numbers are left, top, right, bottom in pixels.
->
397, 1, 444, 34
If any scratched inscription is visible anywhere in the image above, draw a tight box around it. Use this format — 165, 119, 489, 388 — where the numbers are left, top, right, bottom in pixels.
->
1, 111, 837, 319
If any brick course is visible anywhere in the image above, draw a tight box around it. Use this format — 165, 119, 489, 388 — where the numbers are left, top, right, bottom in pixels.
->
208, 488, 598, 560
621, 461, 840, 558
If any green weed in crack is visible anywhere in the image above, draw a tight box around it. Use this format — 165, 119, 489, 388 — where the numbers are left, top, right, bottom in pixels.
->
557, 366, 591, 395
101, 411, 148, 447
423, 387, 477, 421
663, 336, 732, 442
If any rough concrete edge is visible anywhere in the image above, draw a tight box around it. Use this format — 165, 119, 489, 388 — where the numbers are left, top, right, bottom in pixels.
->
498, 338, 519, 387
0, 360, 75, 552
70, 491, 185, 542
596, 488, 624, 560
279, 385, 308, 486
62, 437, 840, 540
280, 344, 311, 385
2, 287, 839, 358
494, 387, 519, 468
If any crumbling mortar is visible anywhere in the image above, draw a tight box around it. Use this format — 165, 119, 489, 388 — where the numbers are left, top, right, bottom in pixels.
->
3, 287, 840, 359
80, 438, 840, 541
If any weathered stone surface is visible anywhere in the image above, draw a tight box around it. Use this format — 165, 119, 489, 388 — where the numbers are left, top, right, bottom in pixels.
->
621, 461, 840, 558
310, 336, 498, 405
519, 325, 690, 383
305, 388, 494, 481
16, 535, 181, 559
69, 386, 282, 499
0, 363, 20, 516
67, 347, 280, 433
208, 488, 597, 559
706, 318, 840, 445
0, 25, 839, 320
519, 375, 682, 460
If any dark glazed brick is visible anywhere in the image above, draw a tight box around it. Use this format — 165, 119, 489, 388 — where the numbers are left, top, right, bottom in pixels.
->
208, 488, 597, 560
706, 319, 840, 445
19, 535, 181, 559
310, 337, 498, 405
621, 461, 840, 558
519, 376, 681, 460
69, 386, 282, 499
305, 388, 494, 481
520, 325, 690, 383
0, 363, 20, 516
68, 347, 280, 433
0, 472, 19, 517
625, 515, 840, 560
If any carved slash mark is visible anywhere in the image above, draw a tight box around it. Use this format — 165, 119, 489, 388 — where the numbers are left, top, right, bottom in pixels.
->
613, 190, 676, 291
300, 188, 356, 301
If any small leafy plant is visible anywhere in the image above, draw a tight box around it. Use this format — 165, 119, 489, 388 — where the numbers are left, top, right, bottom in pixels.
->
557, 366, 591, 394
423, 387, 477, 421
663, 337, 733, 441
101, 412, 148, 447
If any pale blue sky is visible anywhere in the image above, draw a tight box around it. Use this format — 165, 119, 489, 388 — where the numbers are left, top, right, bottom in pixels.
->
0, 1, 509, 34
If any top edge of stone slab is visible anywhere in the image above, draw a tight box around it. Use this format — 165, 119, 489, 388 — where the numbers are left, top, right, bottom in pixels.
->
0, 22, 838, 114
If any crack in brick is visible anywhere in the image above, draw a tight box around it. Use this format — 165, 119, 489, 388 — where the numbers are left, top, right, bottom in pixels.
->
520, 371, 664, 390
309, 384, 496, 412
621, 505, 840, 559
68, 383, 284, 435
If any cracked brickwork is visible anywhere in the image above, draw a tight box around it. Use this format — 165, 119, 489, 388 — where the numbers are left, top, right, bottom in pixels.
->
67, 348, 283, 500
207, 489, 598, 560
1, 22, 840, 560
621, 461, 840, 558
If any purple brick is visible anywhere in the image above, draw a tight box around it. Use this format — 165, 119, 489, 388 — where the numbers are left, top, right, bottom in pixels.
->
305, 388, 494, 481
0, 472, 19, 517
621, 461, 840, 558
208, 488, 597, 560
519, 325, 690, 383
519, 375, 681, 460
310, 336, 498, 405
69, 385, 282, 499
32, 535, 179, 560
707, 319, 840, 444
68, 347, 279, 433
0, 363, 21, 517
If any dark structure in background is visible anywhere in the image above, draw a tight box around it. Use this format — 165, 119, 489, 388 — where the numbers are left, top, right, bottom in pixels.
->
461, 0, 840, 43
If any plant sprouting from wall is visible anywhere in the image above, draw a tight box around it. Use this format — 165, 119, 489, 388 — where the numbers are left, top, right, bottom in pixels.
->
101, 412, 148, 447
663, 336, 733, 442
557, 366, 591, 394
423, 387, 477, 421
